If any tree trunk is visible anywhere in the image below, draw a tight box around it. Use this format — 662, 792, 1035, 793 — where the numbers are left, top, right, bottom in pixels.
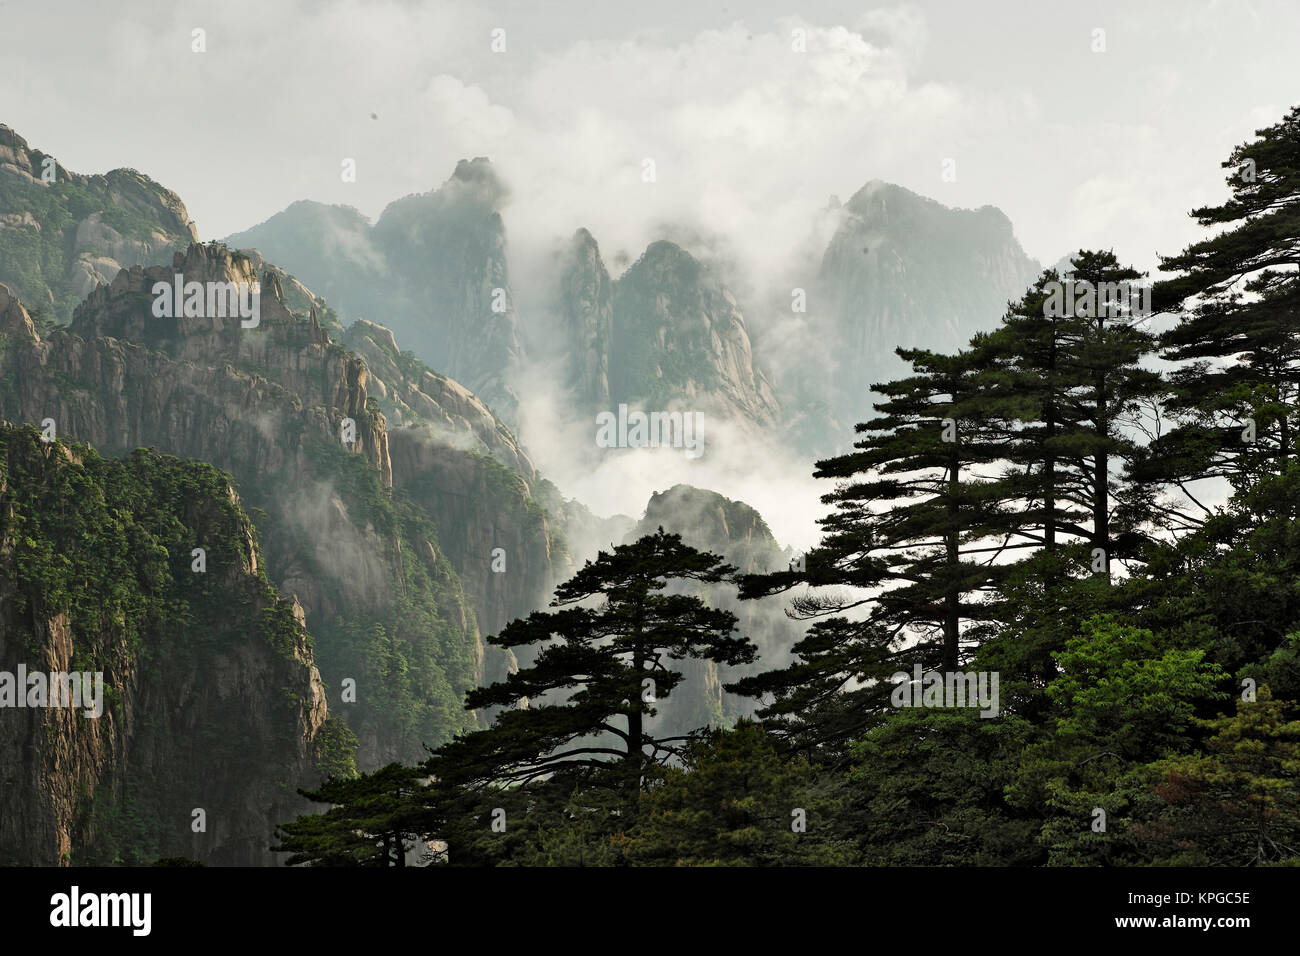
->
944, 456, 961, 671
1045, 321, 1057, 552
626, 588, 647, 804
1094, 340, 1110, 582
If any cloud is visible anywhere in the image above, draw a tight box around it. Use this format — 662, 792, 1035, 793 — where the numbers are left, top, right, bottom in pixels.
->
494, 16, 985, 283
425, 75, 516, 142
2, 1, 1005, 286
8, 0, 1300, 558
510, 355, 828, 553
8, 0, 1297, 283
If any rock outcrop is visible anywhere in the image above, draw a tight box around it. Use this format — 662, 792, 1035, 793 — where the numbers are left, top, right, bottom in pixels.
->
815, 180, 1040, 428
0, 124, 198, 321
0, 425, 333, 865
343, 317, 534, 480
0, 242, 563, 770
550, 233, 782, 428
557, 228, 614, 410
225, 158, 524, 423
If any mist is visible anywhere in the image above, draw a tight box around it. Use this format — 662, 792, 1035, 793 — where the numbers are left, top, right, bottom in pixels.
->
7, 0, 1294, 290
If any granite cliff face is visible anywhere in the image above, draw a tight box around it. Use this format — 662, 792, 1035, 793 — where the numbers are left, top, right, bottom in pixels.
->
816, 180, 1040, 427
342, 317, 534, 480
556, 228, 614, 410
374, 158, 523, 421
0, 240, 564, 770
225, 159, 523, 423
552, 232, 782, 427
338, 315, 564, 652
0, 426, 333, 865
616, 239, 781, 424
0, 124, 197, 322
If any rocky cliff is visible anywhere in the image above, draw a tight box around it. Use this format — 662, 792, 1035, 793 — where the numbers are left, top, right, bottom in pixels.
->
337, 316, 568, 658
0, 424, 337, 865
555, 228, 614, 411
0, 240, 563, 770
816, 181, 1040, 428
225, 159, 524, 423
342, 317, 534, 479
558, 236, 782, 427
0, 124, 197, 323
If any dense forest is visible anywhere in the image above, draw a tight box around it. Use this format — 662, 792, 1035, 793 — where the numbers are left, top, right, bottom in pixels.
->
274, 109, 1300, 868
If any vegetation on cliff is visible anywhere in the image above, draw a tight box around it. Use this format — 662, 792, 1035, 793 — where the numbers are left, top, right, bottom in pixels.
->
0, 424, 342, 864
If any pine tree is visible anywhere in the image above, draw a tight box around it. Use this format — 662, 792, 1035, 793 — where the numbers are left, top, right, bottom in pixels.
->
1144, 106, 1300, 495
1146, 687, 1300, 865
739, 253, 1163, 751
964, 255, 1163, 718
733, 346, 1017, 752
273, 763, 429, 867
428, 529, 756, 799
1005, 617, 1226, 865
984, 252, 1161, 578
623, 719, 856, 865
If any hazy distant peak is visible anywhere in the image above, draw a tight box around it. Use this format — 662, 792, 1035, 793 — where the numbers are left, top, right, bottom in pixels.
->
843, 178, 1019, 237
452, 155, 496, 181
445, 156, 510, 207
639, 483, 779, 549
624, 239, 701, 281
248, 200, 374, 231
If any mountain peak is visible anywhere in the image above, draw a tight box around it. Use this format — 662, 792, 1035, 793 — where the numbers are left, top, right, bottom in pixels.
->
446, 156, 509, 206
625, 239, 700, 282
0, 125, 198, 320
0, 282, 39, 344
0, 124, 59, 184
843, 179, 1019, 236
813, 177, 1041, 433
452, 155, 495, 180
606, 238, 780, 425
642, 483, 776, 545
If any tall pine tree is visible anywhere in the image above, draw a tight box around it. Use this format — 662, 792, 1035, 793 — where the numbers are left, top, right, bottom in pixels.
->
734, 346, 1018, 753
985, 252, 1161, 578
1145, 106, 1300, 495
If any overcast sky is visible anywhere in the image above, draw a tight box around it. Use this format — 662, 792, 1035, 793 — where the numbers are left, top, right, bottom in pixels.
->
4, 0, 1297, 281
2, 0, 1291, 547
